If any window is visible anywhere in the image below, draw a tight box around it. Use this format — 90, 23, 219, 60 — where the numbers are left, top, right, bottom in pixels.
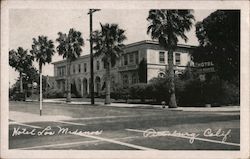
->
78, 64, 81, 73
158, 72, 165, 78
159, 52, 165, 63
62, 67, 65, 76
63, 67, 65, 76
73, 65, 75, 74
84, 63, 87, 72
132, 74, 137, 84
57, 68, 61, 76
111, 76, 115, 88
135, 51, 139, 64
124, 54, 128, 65
123, 74, 129, 86
175, 53, 181, 65
129, 53, 134, 64
58, 66, 66, 76
103, 61, 106, 69
96, 61, 100, 70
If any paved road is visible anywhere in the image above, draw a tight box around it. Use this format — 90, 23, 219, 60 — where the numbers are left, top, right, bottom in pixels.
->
9, 101, 240, 150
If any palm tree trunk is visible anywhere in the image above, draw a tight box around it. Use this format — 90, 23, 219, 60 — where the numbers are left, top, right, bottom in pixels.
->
39, 63, 43, 116
105, 60, 111, 104
168, 49, 177, 108
66, 60, 71, 102
31, 81, 34, 98
19, 72, 23, 93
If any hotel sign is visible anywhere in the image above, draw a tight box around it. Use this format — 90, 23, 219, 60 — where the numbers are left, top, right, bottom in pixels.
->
195, 61, 215, 73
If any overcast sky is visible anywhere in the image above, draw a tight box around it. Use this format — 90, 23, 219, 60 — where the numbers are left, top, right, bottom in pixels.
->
9, 9, 214, 86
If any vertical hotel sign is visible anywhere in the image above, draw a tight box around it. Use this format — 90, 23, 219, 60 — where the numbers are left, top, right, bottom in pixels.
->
195, 61, 215, 82
195, 61, 215, 74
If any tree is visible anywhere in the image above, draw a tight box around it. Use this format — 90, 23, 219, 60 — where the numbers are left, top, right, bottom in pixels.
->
194, 10, 240, 82
9, 47, 34, 93
30, 35, 55, 115
147, 9, 195, 108
92, 23, 127, 104
22, 66, 39, 97
23, 66, 39, 84
56, 28, 84, 102
138, 58, 147, 83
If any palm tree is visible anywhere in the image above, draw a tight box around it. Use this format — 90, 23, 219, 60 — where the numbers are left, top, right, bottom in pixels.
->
30, 35, 55, 115
9, 47, 34, 93
23, 66, 39, 98
147, 10, 195, 108
56, 28, 84, 102
92, 23, 127, 104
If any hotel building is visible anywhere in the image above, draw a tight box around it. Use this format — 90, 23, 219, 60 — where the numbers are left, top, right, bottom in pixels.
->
52, 40, 195, 97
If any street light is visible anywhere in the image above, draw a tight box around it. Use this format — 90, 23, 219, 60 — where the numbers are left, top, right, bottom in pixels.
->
88, 9, 101, 105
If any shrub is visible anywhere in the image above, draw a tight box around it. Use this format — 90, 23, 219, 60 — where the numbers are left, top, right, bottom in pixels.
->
111, 85, 129, 100
129, 83, 149, 101
178, 76, 240, 106
44, 89, 64, 98
148, 78, 169, 102
220, 80, 240, 105
71, 83, 81, 98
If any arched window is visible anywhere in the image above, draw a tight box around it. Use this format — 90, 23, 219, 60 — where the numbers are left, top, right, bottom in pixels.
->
95, 76, 101, 95
158, 72, 165, 78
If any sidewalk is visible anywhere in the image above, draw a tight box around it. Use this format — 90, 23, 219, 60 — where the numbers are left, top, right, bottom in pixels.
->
40, 98, 240, 112
9, 111, 73, 123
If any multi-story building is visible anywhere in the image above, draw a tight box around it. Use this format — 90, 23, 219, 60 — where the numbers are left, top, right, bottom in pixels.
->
52, 40, 195, 97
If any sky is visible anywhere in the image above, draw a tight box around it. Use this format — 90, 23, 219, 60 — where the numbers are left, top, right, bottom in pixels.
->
9, 9, 214, 86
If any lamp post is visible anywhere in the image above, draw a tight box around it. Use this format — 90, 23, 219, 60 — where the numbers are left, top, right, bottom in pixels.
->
88, 9, 100, 105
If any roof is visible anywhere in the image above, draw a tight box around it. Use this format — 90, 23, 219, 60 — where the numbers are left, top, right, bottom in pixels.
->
124, 40, 197, 49
52, 40, 197, 65
52, 54, 90, 65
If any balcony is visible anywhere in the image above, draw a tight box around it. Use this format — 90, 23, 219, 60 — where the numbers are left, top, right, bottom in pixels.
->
118, 64, 138, 72
55, 75, 66, 80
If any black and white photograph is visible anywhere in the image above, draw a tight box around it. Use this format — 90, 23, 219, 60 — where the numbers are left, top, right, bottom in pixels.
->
1, 0, 249, 159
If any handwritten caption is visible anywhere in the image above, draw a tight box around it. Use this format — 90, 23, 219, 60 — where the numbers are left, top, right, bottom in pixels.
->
12, 126, 103, 136
143, 128, 231, 144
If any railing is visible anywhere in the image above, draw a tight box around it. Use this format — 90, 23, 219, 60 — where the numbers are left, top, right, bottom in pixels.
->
118, 64, 138, 71
55, 75, 66, 80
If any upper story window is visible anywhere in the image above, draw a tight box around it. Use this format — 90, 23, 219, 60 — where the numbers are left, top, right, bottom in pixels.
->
63, 67, 66, 76
57, 66, 66, 77
84, 63, 87, 72
103, 61, 106, 69
96, 61, 100, 70
129, 53, 134, 64
78, 64, 81, 73
135, 51, 139, 64
73, 64, 76, 74
124, 54, 128, 65
57, 68, 60, 76
175, 53, 181, 65
159, 52, 165, 64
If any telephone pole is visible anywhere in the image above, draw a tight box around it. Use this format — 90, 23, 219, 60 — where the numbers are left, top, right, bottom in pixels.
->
88, 9, 100, 105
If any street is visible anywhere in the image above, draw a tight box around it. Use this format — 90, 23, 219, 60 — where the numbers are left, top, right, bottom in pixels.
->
9, 101, 240, 150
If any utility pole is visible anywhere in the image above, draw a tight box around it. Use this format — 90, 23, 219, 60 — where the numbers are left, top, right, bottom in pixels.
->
88, 9, 100, 105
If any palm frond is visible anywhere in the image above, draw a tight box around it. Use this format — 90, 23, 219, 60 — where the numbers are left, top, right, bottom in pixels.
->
147, 9, 195, 48
92, 23, 126, 67
56, 28, 84, 62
